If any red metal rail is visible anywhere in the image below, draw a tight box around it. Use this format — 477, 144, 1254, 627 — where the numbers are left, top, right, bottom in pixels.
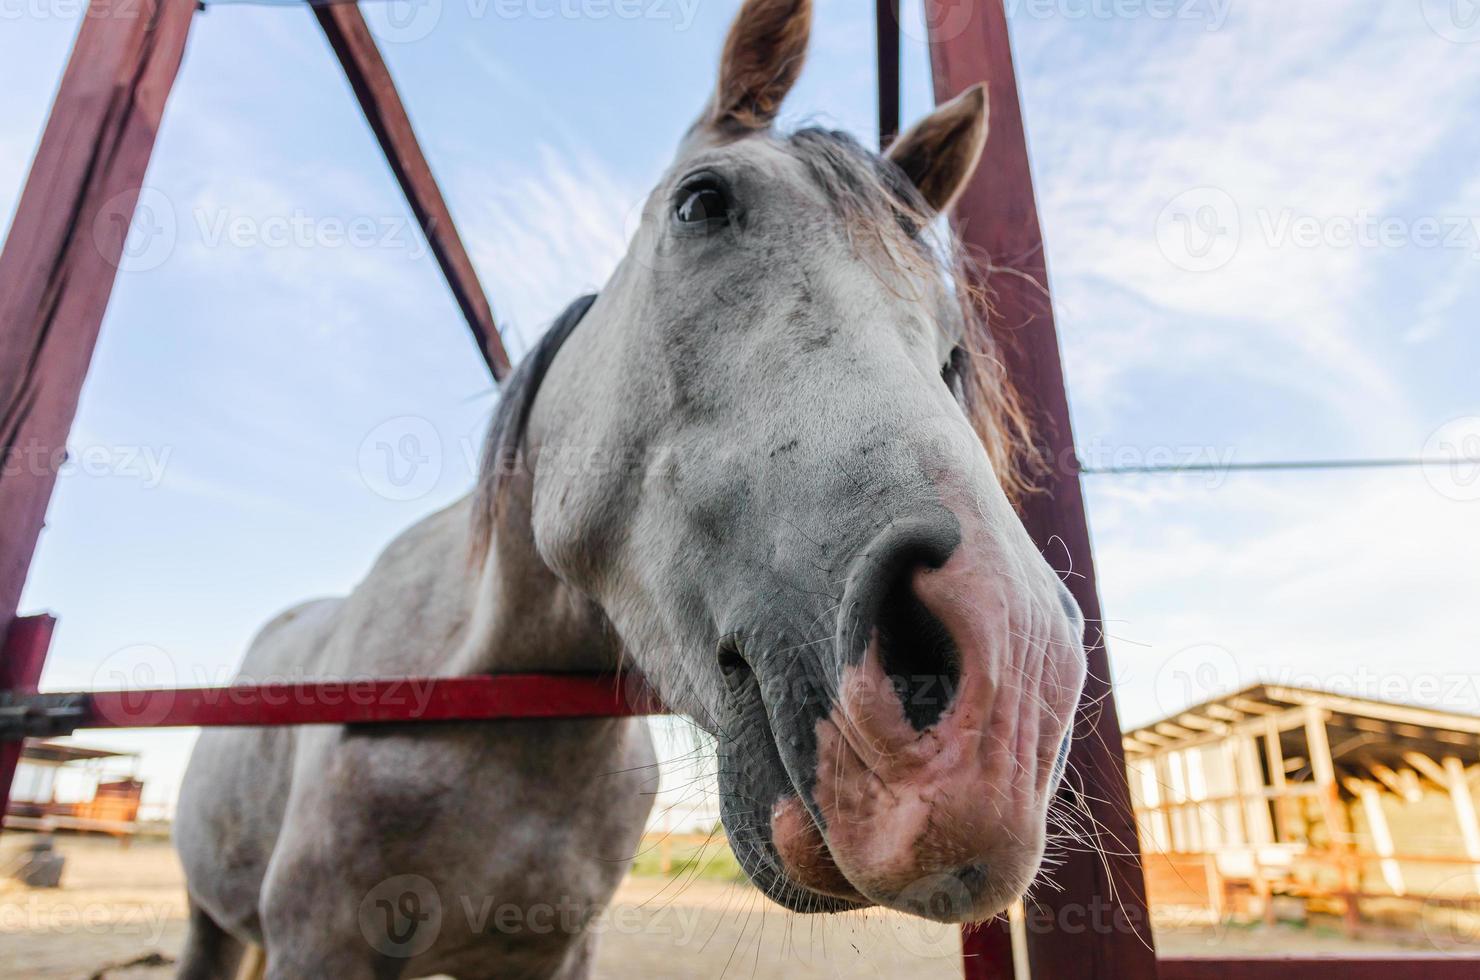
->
5, 673, 664, 736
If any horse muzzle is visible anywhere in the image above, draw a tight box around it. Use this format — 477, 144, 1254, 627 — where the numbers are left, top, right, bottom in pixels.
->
760, 506, 1087, 921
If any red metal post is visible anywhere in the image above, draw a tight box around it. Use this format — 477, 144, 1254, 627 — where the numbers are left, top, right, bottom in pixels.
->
927, 3, 1158, 978
0, 0, 194, 654
875, 0, 901, 148
0, 615, 57, 824
313, 3, 511, 380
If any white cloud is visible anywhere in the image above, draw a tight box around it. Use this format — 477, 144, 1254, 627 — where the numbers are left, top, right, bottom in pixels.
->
1097, 471, 1480, 727
1020, 0, 1480, 445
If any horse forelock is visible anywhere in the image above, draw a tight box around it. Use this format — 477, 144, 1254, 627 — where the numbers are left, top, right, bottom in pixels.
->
784, 127, 1041, 503
470, 293, 598, 567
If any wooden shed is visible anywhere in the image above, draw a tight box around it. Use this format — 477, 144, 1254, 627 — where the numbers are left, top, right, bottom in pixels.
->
1124, 683, 1480, 936
4, 740, 143, 838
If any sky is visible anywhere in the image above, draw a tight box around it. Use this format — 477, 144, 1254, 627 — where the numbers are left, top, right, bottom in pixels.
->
0, 0, 1477, 819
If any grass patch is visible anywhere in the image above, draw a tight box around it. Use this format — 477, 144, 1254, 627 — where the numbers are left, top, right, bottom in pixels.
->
630, 834, 749, 883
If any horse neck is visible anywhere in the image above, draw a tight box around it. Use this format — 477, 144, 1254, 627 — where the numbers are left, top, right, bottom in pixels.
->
450, 468, 619, 677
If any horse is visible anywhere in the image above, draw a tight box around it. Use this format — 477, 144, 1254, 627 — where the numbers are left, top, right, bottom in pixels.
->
172, 1, 1088, 976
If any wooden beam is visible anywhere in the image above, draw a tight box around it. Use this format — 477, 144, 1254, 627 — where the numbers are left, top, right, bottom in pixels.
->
1205, 703, 1245, 722
0, 0, 194, 646
1230, 697, 1280, 716
926, 5, 1156, 977
1155, 722, 1200, 740
1403, 750, 1450, 789
1366, 762, 1421, 802
312, 3, 510, 380
1266, 685, 1480, 737
1176, 712, 1221, 732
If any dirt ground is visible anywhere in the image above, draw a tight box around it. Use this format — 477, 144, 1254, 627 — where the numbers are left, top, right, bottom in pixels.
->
0, 835, 1439, 979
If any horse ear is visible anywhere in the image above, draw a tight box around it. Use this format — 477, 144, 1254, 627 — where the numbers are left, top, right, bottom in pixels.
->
705, 0, 812, 134
886, 83, 990, 216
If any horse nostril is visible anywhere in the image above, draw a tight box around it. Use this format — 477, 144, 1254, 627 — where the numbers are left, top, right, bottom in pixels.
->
875, 564, 961, 730
717, 637, 752, 692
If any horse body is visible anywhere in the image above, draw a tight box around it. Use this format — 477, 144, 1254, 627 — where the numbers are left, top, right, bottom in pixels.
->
176, 498, 655, 978
176, 1, 1090, 975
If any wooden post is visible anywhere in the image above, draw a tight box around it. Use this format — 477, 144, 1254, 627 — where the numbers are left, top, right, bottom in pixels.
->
312, 3, 510, 380
1303, 708, 1357, 935
1264, 717, 1288, 842
1442, 756, 1480, 890
1343, 778, 1404, 896
0, 0, 193, 657
927, 4, 1156, 976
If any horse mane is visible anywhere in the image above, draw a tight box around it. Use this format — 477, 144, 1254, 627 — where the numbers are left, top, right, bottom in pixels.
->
470, 293, 597, 567
785, 127, 1041, 503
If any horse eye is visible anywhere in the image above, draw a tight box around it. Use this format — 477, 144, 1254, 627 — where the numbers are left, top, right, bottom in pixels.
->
674, 179, 730, 228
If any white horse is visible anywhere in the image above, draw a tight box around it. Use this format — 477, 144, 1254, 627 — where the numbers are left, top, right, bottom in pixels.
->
173, 1, 1087, 976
